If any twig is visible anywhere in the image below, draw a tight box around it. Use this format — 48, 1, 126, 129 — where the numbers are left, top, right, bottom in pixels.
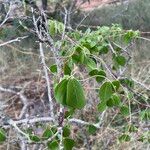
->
0, 2, 12, 28
0, 36, 28, 47
132, 78, 150, 91
7, 119, 30, 140
15, 117, 54, 125
69, 118, 101, 128
108, 42, 116, 54
138, 36, 150, 42
0, 85, 29, 119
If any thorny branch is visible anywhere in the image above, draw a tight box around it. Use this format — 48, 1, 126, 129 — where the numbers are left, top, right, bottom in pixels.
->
32, 8, 55, 119
0, 115, 101, 129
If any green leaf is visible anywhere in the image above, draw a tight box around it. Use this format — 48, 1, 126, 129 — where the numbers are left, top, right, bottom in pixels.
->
63, 138, 75, 150
42, 128, 53, 140
126, 124, 138, 133
89, 69, 106, 83
85, 57, 97, 70
48, 20, 65, 36
49, 20, 57, 36
138, 135, 146, 142
120, 105, 130, 116
96, 70, 106, 83
88, 125, 97, 135
66, 78, 86, 109
57, 22, 65, 33
140, 109, 150, 121
29, 135, 40, 142
99, 45, 109, 54
119, 78, 134, 88
90, 41, 97, 48
50, 64, 57, 73
115, 47, 122, 52
107, 93, 121, 107
123, 30, 138, 43
99, 82, 114, 101
114, 55, 126, 66
97, 101, 107, 112
47, 140, 59, 150
75, 46, 82, 53
79, 51, 85, 64
112, 80, 120, 91
64, 63, 72, 75
63, 126, 71, 137
90, 46, 99, 53
89, 69, 99, 76
82, 41, 91, 50
51, 127, 57, 134
64, 108, 75, 118
106, 99, 114, 107
54, 79, 68, 106
72, 54, 80, 64
118, 134, 131, 142
138, 131, 150, 143
0, 128, 6, 142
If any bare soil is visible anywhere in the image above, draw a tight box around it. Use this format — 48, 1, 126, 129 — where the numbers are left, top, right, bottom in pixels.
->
77, 0, 120, 11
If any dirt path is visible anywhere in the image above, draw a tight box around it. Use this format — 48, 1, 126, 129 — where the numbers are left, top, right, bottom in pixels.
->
77, 0, 120, 11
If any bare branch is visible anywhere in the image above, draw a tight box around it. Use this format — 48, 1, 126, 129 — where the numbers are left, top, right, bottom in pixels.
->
0, 36, 28, 47
32, 9, 55, 119
39, 42, 55, 119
